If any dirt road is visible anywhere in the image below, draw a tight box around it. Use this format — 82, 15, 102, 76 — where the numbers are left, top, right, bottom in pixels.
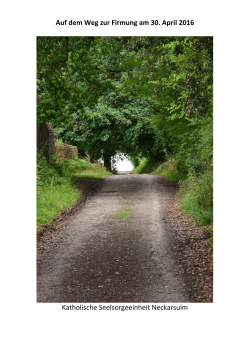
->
37, 173, 190, 302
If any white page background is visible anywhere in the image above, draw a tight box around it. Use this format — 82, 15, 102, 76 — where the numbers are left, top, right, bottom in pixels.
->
1, 1, 249, 352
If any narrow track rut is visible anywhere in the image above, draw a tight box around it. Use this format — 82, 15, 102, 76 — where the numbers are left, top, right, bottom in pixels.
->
37, 173, 189, 302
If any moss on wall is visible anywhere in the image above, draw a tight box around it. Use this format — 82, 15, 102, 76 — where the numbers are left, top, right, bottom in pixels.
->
55, 142, 78, 162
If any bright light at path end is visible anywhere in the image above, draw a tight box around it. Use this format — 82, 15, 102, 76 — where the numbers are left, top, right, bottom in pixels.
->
115, 155, 133, 171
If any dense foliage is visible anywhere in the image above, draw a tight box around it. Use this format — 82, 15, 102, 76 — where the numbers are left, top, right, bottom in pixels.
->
37, 36, 213, 225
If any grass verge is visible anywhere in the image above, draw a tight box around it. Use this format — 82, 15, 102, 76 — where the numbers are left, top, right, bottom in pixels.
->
131, 158, 156, 174
179, 172, 213, 226
152, 158, 180, 181
37, 151, 111, 229
72, 170, 111, 179
153, 158, 213, 226
37, 184, 81, 228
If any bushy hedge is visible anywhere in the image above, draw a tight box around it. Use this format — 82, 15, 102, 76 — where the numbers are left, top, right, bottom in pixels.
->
179, 171, 213, 225
153, 156, 213, 225
37, 149, 72, 188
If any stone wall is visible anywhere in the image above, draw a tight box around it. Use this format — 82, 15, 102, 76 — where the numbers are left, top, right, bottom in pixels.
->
55, 143, 78, 162
37, 123, 56, 163
37, 122, 78, 162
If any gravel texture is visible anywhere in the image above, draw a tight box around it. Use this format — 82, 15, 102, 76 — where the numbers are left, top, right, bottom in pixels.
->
37, 172, 212, 303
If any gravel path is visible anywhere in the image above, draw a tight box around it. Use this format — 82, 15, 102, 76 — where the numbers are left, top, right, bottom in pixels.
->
37, 173, 190, 302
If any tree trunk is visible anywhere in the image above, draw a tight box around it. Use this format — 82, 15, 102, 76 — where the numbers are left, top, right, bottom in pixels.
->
103, 150, 112, 170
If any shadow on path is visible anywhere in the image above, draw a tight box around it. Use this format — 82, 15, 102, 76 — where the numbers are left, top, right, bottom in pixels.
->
37, 173, 190, 303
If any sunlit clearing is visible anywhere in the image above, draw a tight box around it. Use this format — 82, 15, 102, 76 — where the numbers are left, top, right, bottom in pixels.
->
115, 154, 133, 171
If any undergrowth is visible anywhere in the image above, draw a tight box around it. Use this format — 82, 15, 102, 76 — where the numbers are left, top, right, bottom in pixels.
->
153, 158, 180, 181
131, 158, 157, 174
179, 171, 213, 225
63, 158, 112, 178
73, 172, 110, 179
37, 149, 111, 229
37, 185, 81, 228
153, 156, 213, 226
